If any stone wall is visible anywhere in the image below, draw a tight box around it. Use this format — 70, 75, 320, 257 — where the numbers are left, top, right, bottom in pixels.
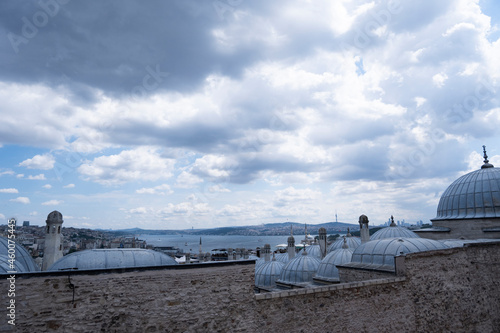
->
1, 243, 499, 332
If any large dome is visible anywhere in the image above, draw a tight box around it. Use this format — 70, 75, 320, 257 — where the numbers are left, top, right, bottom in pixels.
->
434, 165, 500, 221
255, 258, 285, 288
371, 225, 419, 240
48, 248, 178, 271
316, 242, 353, 281
350, 238, 448, 270
0, 236, 39, 273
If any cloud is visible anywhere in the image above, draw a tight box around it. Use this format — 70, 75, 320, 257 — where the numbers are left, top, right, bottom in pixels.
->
10, 197, 30, 204
19, 154, 55, 170
0, 188, 18, 193
63, 183, 75, 188
42, 199, 64, 206
78, 147, 176, 185
27, 174, 46, 180
136, 184, 173, 195
42, 184, 52, 189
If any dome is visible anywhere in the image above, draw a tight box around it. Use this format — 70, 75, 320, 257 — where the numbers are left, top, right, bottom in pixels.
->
47, 210, 63, 223
316, 245, 353, 281
255, 258, 285, 288
274, 252, 291, 263
48, 248, 178, 271
350, 238, 448, 270
433, 166, 500, 220
277, 251, 321, 285
297, 244, 322, 259
371, 225, 419, 240
328, 236, 361, 252
0, 236, 39, 273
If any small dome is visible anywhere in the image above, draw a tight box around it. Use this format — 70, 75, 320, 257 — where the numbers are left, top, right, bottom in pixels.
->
255, 259, 285, 288
351, 238, 448, 269
434, 166, 500, 220
316, 246, 353, 280
371, 225, 419, 240
48, 248, 177, 271
274, 252, 291, 263
328, 236, 361, 252
297, 244, 322, 259
277, 251, 321, 285
47, 210, 63, 224
0, 236, 39, 273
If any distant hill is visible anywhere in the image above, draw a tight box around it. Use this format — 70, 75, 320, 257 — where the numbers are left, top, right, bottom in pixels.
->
107, 221, 360, 236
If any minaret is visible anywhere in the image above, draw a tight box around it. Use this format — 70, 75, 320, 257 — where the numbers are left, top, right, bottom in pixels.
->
287, 226, 296, 261
482, 145, 494, 169
318, 227, 327, 259
359, 214, 370, 244
42, 211, 64, 270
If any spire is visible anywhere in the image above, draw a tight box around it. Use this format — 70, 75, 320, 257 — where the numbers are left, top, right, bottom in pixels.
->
290, 224, 293, 236
346, 227, 352, 237
342, 236, 348, 249
481, 145, 494, 169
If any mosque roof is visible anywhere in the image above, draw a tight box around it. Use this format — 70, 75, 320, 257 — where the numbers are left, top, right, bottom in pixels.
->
254, 257, 285, 288
328, 235, 361, 252
297, 244, 322, 259
371, 217, 419, 240
274, 252, 291, 263
277, 251, 321, 285
348, 238, 448, 271
316, 240, 353, 280
48, 248, 178, 271
433, 149, 500, 220
0, 236, 39, 273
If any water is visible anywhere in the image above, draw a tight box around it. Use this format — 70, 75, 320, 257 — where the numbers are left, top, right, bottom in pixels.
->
138, 234, 302, 253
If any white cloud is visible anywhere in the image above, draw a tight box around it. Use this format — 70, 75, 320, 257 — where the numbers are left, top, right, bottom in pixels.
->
64, 184, 75, 188
0, 188, 18, 193
10, 197, 30, 204
42, 200, 64, 206
432, 73, 448, 88
19, 154, 55, 170
136, 184, 173, 195
78, 147, 175, 185
43, 184, 52, 189
175, 171, 204, 188
27, 174, 46, 180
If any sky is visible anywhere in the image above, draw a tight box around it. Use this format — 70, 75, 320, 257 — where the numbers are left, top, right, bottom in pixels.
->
0, 0, 499, 230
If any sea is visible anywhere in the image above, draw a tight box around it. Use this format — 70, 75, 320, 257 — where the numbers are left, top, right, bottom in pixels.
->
138, 233, 347, 253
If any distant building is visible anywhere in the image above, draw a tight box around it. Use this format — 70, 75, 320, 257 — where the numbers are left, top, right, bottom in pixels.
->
23, 221, 29, 227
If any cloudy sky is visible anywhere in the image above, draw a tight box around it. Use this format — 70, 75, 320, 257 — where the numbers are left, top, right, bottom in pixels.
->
0, 0, 499, 230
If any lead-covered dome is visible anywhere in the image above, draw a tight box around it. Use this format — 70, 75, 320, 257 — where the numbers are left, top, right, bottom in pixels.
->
277, 251, 321, 285
255, 257, 285, 288
316, 239, 353, 281
0, 236, 39, 273
433, 165, 500, 220
48, 248, 178, 271
350, 238, 448, 270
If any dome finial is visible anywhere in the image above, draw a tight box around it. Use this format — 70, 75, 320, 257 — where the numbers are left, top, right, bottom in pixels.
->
390, 215, 396, 227
481, 145, 494, 169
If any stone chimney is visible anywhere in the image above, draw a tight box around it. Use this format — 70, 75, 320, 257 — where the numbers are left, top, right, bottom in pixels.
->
318, 227, 327, 259
359, 214, 370, 244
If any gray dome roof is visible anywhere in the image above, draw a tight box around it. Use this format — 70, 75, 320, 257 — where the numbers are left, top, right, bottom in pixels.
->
316, 247, 353, 280
371, 225, 419, 240
48, 248, 178, 271
297, 244, 322, 259
351, 238, 448, 270
0, 236, 39, 273
434, 166, 500, 220
255, 259, 285, 288
274, 252, 291, 263
277, 251, 321, 285
328, 236, 361, 252
47, 210, 63, 223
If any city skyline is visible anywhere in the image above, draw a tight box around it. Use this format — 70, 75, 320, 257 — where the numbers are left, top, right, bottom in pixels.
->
0, 1, 499, 229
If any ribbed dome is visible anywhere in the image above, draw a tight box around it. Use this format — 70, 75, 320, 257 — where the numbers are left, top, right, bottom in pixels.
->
434, 167, 500, 220
0, 236, 39, 273
371, 225, 419, 240
48, 248, 177, 271
47, 210, 63, 223
316, 247, 353, 280
277, 251, 321, 284
255, 259, 285, 288
274, 252, 291, 263
297, 244, 322, 259
328, 236, 361, 252
351, 238, 448, 269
